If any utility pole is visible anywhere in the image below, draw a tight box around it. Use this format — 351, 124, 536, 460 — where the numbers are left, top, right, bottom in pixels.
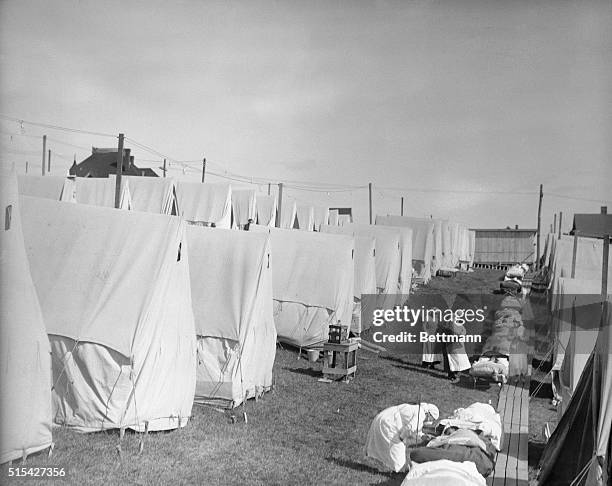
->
368, 182, 373, 224
401, 197, 404, 216
536, 184, 543, 269
41, 135, 47, 176
201, 158, 206, 183
48, 149, 51, 173
114, 133, 124, 209
276, 183, 284, 228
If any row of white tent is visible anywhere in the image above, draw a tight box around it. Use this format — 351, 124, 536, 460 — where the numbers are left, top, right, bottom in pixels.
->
542, 232, 612, 408
537, 232, 611, 485
16, 174, 350, 230
3, 173, 475, 463
17, 175, 475, 277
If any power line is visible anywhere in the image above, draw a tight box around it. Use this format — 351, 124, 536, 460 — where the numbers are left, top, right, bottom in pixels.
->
4, 114, 608, 204
545, 193, 612, 204
0, 114, 116, 138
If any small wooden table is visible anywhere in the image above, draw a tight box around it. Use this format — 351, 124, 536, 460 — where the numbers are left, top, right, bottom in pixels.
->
322, 341, 358, 381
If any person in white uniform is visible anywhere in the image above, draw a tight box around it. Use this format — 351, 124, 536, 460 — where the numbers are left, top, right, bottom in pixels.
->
365, 402, 440, 472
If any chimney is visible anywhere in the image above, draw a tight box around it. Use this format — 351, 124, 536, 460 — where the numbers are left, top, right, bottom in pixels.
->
601, 206, 607, 214
130, 155, 134, 170
515, 225, 519, 229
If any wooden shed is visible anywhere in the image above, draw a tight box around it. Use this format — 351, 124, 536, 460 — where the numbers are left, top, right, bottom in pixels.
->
472, 227, 536, 266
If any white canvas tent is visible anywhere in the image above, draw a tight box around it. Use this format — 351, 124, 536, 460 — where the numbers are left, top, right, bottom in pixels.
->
20, 196, 196, 432
176, 181, 232, 228
468, 230, 476, 267
123, 176, 176, 215
64, 176, 131, 209
231, 189, 257, 229
250, 225, 354, 347
296, 204, 315, 231
1, 175, 53, 463
440, 220, 454, 269
350, 236, 377, 334
537, 296, 612, 486
325, 223, 412, 296
548, 235, 612, 292
551, 277, 611, 412
17, 174, 68, 200
322, 224, 402, 300
255, 193, 276, 227
279, 198, 297, 229
375, 215, 435, 283
186, 226, 276, 408
313, 206, 329, 231
329, 209, 339, 226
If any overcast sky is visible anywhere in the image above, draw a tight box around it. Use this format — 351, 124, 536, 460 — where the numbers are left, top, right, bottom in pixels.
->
1, 0, 610, 229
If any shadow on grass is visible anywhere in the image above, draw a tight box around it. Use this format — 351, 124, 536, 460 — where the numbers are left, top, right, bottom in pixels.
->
324, 457, 404, 486
282, 366, 321, 378
452, 374, 495, 391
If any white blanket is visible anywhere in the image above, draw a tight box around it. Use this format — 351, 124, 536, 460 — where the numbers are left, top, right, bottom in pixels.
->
401, 460, 486, 486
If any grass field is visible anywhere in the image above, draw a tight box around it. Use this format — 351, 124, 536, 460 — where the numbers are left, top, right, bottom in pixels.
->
3, 269, 549, 486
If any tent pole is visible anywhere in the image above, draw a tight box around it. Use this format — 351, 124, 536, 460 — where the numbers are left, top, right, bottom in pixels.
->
536, 184, 543, 269
201, 158, 206, 183
368, 182, 372, 224
114, 133, 124, 209
558, 211, 562, 240
603, 235, 609, 298
48, 149, 51, 173
276, 183, 283, 228
553, 213, 557, 234
401, 197, 404, 216
41, 135, 46, 176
